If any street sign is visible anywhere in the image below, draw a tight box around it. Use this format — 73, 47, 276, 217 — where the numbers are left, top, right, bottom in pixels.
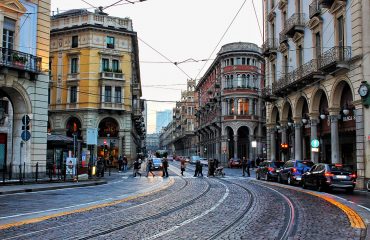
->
86, 128, 98, 145
22, 115, 30, 125
312, 147, 319, 152
21, 129, 31, 141
311, 139, 319, 148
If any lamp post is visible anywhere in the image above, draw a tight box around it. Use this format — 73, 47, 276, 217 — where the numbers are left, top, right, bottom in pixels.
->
251, 140, 257, 162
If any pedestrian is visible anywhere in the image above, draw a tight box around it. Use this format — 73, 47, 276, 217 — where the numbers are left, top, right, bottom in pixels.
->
123, 155, 128, 171
146, 159, 155, 177
214, 158, 219, 169
194, 160, 203, 177
133, 159, 141, 177
242, 157, 247, 177
118, 155, 123, 172
208, 159, 215, 177
180, 158, 186, 176
96, 157, 105, 177
256, 156, 261, 167
162, 157, 169, 177
246, 158, 251, 177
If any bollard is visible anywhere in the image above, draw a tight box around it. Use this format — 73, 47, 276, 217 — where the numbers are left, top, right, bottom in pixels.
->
76, 162, 79, 182
23, 162, 26, 181
35, 162, 39, 182
109, 165, 111, 176
63, 163, 67, 182
2, 162, 5, 183
9, 163, 12, 180
19, 164, 22, 184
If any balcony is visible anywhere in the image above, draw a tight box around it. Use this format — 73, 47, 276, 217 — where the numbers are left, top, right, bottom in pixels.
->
100, 102, 125, 110
309, 0, 321, 18
283, 13, 305, 38
279, 32, 288, 44
318, 46, 351, 74
262, 38, 278, 56
272, 58, 324, 96
0, 47, 41, 75
100, 71, 125, 81
261, 87, 277, 102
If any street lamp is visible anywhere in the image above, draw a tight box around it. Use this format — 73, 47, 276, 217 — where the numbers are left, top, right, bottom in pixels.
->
251, 140, 257, 161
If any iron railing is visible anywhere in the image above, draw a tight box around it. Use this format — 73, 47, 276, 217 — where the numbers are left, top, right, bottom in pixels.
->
309, 0, 321, 18
0, 47, 41, 73
283, 13, 305, 35
318, 46, 351, 70
279, 32, 288, 44
262, 38, 278, 54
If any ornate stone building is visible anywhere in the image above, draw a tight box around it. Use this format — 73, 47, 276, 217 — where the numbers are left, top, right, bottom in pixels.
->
0, 0, 50, 175
195, 42, 266, 165
48, 9, 144, 166
262, 0, 370, 187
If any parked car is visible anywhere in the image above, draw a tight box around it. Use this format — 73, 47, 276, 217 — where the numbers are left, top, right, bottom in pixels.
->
256, 161, 285, 181
301, 163, 356, 193
228, 158, 242, 168
190, 156, 200, 164
199, 158, 208, 166
151, 158, 163, 171
278, 160, 314, 185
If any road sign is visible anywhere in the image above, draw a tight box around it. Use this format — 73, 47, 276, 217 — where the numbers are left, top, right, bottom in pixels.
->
86, 128, 98, 145
311, 139, 319, 148
21, 130, 31, 141
22, 115, 30, 125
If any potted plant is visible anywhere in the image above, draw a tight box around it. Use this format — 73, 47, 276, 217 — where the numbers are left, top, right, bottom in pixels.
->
12, 53, 27, 68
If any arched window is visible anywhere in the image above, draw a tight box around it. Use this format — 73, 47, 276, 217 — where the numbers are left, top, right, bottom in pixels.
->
237, 74, 242, 88
238, 98, 249, 115
66, 117, 82, 138
241, 74, 247, 88
229, 99, 234, 115
98, 118, 119, 137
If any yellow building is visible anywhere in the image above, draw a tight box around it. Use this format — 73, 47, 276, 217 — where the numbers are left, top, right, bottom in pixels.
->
0, 0, 50, 176
48, 9, 144, 166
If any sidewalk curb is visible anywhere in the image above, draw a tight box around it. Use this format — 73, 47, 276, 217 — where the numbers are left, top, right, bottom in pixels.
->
0, 180, 108, 195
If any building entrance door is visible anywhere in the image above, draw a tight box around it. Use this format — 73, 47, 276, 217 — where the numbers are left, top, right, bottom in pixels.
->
0, 133, 7, 171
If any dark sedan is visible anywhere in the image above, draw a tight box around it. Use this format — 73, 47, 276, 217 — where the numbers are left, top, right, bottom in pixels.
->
278, 160, 314, 185
151, 158, 163, 171
256, 161, 285, 181
302, 163, 356, 193
228, 158, 242, 168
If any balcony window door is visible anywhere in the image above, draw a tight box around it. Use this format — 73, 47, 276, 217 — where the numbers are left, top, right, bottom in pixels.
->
238, 98, 249, 115
242, 58, 246, 65
2, 17, 15, 62
105, 86, 112, 102
337, 16, 345, 60
71, 35, 78, 48
229, 99, 234, 115
284, 55, 288, 74
71, 58, 78, 73
102, 58, 109, 72
70, 86, 77, 103
107, 36, 115, 49
315, 32, 321, 59
241, 74, 247, 88
112, 59, 119, 72
115, 87, 122, 103
297, 45, 303, 67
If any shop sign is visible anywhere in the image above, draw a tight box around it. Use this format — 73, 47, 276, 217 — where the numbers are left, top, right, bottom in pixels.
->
311, 147, 319, 152
342, 115, 355, 122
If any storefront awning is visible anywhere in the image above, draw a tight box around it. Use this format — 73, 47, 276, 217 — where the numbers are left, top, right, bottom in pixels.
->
47, 134, 74, 143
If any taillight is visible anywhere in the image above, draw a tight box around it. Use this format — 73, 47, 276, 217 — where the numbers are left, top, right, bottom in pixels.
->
349, 173, 356, 178
291, 168, 297, 173
324, 172, 334, 177
268, 167, 274, 172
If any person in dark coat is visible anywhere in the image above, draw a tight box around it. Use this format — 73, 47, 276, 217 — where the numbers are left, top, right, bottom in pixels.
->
118, 155, 123, 172
96, 157, 104, 177
214, 159, 219, 169
246, 158, 251, 177
208, 159, 215, 177
242, 157, 247, 177
194, 160, 203, 177
133, 159, 141, 177
122, 156, 128, 171
162, 157, 169, 177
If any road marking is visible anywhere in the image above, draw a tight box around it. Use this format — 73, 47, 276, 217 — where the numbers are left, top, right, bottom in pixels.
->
0, 178, 174, 230
358, 205, 370, 212
144, 181, 230, 240
251, 180, 366, 229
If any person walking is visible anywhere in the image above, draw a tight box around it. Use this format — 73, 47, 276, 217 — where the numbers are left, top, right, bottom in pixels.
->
214, 158, 219, 169
208, 159, 215, 177
256, 156, 261, 167
133, 159, 141, 177
146, 159, 155, 177
118, 155, 123, 172
246, 158, 251, 177
123, 155, 128, 171
162, 157, 169, 177
242, 157, 247, 177
96, 157, 104, 177
180, 158, 186, 176
194, 160, 203, 177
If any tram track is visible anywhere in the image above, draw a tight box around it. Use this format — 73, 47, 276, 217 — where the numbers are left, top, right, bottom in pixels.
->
1, 177, 211, 240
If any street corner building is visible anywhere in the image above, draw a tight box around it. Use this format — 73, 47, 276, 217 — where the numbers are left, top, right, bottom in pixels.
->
48, 8, 145, 168
195, 42, 266, 165
262, 0, 370, 188
0, 0, 50, 177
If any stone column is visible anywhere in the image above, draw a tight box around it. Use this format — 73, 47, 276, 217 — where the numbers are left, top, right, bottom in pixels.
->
233, 135, 238, 159
249, 98, 253, 115
294, 120, 302, 160
233, 98, 238, 115
329, 114, 340, 164
310, 117, 319, 163
280, 123, 287, 162
249, 135, 254, 160
270, 128, 276, 161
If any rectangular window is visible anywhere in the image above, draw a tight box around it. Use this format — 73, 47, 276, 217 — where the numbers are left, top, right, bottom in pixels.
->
107, 36, 115, 49
71, 35, 78, 48
71, 58, 78, 73
337, 16, 344, 47
70, 86, 77, 103
230, 58, 234, 65
272, 63, 276, 82
105, 86, 112, 102
3, 17, 15, 50
115, 87, 121, 103
112, 59, 119, 72
102, 58, 109, 71
236, 58, 241, 65
242, 58, 246, 65
297, 45, 303, 67
315, 32, 321, 59
284, 55, 288, 74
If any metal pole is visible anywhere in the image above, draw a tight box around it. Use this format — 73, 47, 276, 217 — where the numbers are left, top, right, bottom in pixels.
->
35, 162, 38, 182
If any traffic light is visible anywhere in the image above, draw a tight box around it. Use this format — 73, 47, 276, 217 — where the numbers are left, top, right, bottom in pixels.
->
280, 143, 289, 153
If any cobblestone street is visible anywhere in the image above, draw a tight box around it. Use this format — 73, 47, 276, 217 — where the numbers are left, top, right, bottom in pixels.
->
0, 163, 369, 240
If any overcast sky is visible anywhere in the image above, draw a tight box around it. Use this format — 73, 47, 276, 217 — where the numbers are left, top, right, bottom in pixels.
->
50, 0, 263, 134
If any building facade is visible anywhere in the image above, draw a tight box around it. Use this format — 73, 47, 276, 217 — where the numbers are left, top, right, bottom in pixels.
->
262, 0, 370, 188
0, 0, 50, 175
48, 9, 144, 166
195, 42, 266, 165
159, 121, 176, 155
146, 133, 159, 154
156, 109, 172, 133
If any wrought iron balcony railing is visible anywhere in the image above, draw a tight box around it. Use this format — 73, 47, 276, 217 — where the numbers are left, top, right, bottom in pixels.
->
318, 46, 351, 71
0, 47, 41, 73
283, 13, 305, 37
309, 0, 321, 18
262, 38, 278, 56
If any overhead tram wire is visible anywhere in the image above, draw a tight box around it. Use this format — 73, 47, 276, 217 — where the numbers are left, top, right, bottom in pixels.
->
194, 0, 248, 81
251, 0, 263, 41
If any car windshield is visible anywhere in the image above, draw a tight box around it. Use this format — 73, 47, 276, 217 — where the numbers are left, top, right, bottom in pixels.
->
271, 162, 284, 168
191, 156, 200, 160
153, 159, 161, 164
329, 164, 353, 172
297, 161, 314, 168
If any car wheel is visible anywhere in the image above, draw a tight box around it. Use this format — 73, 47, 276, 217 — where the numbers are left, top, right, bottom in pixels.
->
287, 175, 293, 185
302, 180, 307, 189
278, 174, 282, 184
345, 188, 354, 194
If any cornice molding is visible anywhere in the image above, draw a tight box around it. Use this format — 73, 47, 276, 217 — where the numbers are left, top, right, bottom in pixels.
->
0, 0, 27, 14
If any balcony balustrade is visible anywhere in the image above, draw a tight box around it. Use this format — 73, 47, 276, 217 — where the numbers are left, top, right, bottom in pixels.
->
271, 46, 351, 96
0, 47, 41, 74
309, 0, 321, 18
283, 13, 305, 37
262, 38, 278, 56
100, 71, 124, 81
